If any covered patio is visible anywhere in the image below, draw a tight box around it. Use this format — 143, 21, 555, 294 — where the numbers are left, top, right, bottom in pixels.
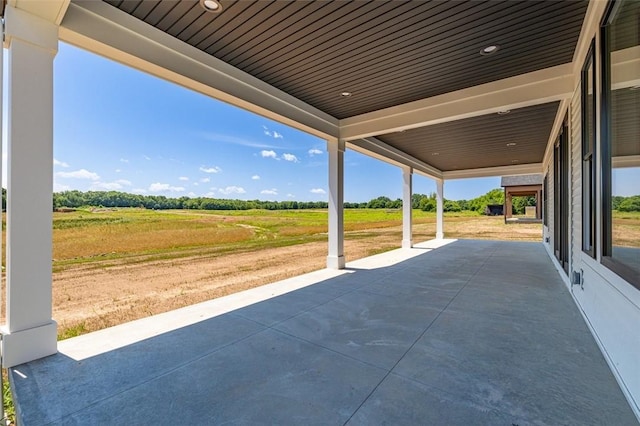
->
2, 0, 640, 423
11, 240, 637, 425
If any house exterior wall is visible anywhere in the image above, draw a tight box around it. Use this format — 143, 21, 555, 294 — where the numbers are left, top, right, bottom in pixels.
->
570, 85, 582, 283
543, 1, 640, 417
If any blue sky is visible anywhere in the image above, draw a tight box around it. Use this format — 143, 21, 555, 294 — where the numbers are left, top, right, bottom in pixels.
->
49, 43, 500, 203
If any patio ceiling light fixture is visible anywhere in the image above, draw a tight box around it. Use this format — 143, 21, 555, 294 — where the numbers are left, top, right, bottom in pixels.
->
200, 0, 222, 13
480, 45, 500, 56
497, 109, 510, 115
340, 92, 352, 97
506, 142, 517, 147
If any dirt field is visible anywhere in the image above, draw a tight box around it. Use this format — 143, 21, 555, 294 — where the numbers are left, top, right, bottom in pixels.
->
45, 211, 544, 338
1, 209, 546, 338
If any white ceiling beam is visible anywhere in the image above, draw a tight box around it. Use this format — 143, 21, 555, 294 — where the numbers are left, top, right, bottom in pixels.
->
542, 98, 571, 173
339, 64, 575, 141
443, 163, 543, 180
613, 155, 640, 168
571, 0, 609, 76
6, 0, 70, 25
347, 138, 442, 180
59, 1, 339, 142
611, 46, 640, 90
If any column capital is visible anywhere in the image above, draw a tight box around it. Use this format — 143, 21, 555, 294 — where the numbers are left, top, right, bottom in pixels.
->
4, 6, 59, 53
327, 138, 346, 153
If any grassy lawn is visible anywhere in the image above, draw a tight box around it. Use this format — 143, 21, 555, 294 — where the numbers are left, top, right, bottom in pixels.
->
5, 209, 638, 273
49, 208, 441, 270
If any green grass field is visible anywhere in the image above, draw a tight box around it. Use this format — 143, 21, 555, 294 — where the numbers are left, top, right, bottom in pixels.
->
49, 208, 442, 270
4, 208, 637, 272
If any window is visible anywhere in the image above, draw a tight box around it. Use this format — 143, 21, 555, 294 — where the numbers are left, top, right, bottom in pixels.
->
601, 0, 640, 287
582, 41, 596, 258
554, 120, 569, 274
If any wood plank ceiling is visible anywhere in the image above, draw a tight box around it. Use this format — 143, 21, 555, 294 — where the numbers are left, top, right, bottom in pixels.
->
102, 0, 589, 171
377, 102, 560, 171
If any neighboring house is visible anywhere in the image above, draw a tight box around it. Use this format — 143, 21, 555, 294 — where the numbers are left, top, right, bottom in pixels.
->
0, 0, 638, 419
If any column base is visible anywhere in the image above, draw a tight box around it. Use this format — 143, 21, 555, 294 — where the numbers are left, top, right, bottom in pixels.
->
402, 239, 413, 249
326, 255, 346, 270
1, 321, 58, 367
436, 232, 444, 240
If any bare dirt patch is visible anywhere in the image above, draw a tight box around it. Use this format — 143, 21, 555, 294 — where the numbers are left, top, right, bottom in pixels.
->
52, 230, 406, 336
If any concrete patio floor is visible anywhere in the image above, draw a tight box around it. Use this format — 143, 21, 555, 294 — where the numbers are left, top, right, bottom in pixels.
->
10, 239, 639, 425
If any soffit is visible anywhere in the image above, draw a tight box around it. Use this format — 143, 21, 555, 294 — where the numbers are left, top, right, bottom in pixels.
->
103, 0, 588, 120
376, 102, 560, 172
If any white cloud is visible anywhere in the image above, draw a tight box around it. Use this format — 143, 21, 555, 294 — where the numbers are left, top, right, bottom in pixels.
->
179, 176, 189, 181
187, 192, 197, 197
310, 188, 326, 194
261, 150, 277, 159
204, 191, 216, 197
120, 158, 129, 163
200, 177, 211, 183
149, 182, 185, 193
287, 193, 295, 198
132, 188, 148, 194
143, 155, 151, 161
251, 175, 261, 180
199, 166, 222, 174
282, 153, 299, 162
115, 169, 122, 173
90, 179, 132, 191
53, 182, 71, 192
308, 148, 323, 156
261, 189, 278, 195
202, 132, 284, 149
53, 158, 70, 168
218, 186, 246, 195
56, 169, 100, 180
262, 125, 284, 139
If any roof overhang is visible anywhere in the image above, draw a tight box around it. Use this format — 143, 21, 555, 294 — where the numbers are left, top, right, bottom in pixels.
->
59, 0, 340, 142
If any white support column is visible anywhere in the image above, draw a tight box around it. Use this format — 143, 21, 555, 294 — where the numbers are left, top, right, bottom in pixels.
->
436, 179, 444, 240
402, 166, 413, 248
0, 6, 58, 367
327, 139, 345, 269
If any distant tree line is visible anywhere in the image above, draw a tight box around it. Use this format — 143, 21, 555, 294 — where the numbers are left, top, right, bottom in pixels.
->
612, 195, 640, 212
53, 190, 328, 211
50, 189, 640, 213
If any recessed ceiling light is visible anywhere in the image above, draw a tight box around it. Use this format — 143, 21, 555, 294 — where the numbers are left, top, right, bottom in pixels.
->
340, 92, 352, 97
200, 0, 222, 13
480, 45, 500, 56
432, 152, 440, 156
506, 142, 517, 147
497, 110, 511, 115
